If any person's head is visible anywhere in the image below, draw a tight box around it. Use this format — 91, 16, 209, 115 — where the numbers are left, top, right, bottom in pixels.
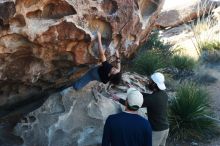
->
109, 70, 122, 85
126, 87, 143, 111
148, 72, 166, 91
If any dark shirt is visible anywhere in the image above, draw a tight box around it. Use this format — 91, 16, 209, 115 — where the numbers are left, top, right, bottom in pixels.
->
119, 90, 169, 131
98, 61, 113, 84
102, 112, 152, 146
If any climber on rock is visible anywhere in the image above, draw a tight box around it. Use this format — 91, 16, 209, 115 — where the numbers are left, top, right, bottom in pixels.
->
59, 31, 122, 91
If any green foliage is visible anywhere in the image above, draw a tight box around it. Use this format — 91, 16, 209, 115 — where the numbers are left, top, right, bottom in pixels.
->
171, 55, 197, 70
132, 49, 168, 76
130, 31, 173, 75
199, 41, 220, 63
200, 41, 220, 51
169, 82, 219, 140
140, 30, 170, 51
131, 31, 199, 75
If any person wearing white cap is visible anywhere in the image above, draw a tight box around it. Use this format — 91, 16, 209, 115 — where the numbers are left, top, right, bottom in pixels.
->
113, 72, 169, 146
102, 87, 152, 146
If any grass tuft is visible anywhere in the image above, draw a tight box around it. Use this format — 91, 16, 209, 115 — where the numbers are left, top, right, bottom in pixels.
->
171, 55, 197, 70
132, 49, 167, 76
169, 82, 220, 140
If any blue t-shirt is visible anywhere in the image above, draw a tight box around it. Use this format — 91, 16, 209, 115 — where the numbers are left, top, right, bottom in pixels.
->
102, 112, 152, 146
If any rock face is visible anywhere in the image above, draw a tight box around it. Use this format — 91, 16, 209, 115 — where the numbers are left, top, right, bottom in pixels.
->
213, 6, 220, 22
0, 0, 165, 111
158, 5, 220, 59
13, 72, 149, 146
155, 0, 219, 28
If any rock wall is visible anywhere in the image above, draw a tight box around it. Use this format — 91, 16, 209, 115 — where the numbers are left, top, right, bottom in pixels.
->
0, 0, 165, 110
13, 72, 149, 146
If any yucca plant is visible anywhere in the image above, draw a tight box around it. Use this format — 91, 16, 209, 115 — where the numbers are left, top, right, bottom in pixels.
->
129, 30, 173, 75
126, 30, 172, 74
169, 82, 220, 140
171, 55, 197, 70
139, 30, 170, 52
132, 49, 168, 76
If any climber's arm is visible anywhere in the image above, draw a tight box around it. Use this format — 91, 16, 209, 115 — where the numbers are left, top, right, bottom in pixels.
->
97, 32, 107, 62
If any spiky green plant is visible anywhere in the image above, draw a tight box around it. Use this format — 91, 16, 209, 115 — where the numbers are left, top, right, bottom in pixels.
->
169, 82, 219, 140
132, 49, 168, 76
128, 29, 174, 75
125, 30, 172, 74
139, 30, 170, 51
171, 55, 197, 70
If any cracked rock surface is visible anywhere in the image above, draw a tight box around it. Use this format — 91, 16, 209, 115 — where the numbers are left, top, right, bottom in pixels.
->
11, 72, 150, 146
0, 0, 164, 111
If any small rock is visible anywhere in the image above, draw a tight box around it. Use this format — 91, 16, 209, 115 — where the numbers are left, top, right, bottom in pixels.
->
191, 142, 198, 146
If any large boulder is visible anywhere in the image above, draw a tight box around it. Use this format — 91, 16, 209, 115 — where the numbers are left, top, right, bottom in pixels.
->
12, 72, 149, 146
155, 0, 219, 28
158, 5, 220, 60
0, 0, 165, 112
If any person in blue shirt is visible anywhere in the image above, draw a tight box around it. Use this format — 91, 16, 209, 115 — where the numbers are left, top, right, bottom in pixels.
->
102, 88, 152, 146
112, 73, 169, 146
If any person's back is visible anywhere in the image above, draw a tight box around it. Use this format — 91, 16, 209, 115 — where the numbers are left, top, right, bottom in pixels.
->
112, 73, 169, 146
142, 90, 169, 131
102, 112, 152, 146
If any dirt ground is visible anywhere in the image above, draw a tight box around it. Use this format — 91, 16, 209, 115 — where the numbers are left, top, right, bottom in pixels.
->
201, 63, 220, 146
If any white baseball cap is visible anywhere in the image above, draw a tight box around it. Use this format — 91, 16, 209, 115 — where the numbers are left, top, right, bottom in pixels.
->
126, 88, 143, 109
151, 72, 166, 90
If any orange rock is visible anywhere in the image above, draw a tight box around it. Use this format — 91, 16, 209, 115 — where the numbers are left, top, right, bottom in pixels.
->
0, 0, 165, 108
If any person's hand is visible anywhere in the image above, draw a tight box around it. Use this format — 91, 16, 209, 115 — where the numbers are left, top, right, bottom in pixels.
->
125, 82, 132, 88
145, 79, 151, 86
111, 93, 120, 101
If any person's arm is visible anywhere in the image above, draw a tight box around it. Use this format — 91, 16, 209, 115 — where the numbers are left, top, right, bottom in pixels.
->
111, 94, 126, 106
102, 117, 111, 146
115, 50, 121, 71
97, 32, 107, 62
141, 92, 154, 108
119, 98, 126, 105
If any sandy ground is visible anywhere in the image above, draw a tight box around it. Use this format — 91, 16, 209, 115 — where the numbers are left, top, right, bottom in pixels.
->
206, 64, 220, 119
200, 64, 220, 146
